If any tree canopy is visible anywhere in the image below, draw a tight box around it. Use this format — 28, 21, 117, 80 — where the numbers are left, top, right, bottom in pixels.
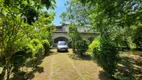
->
0, 0, 55, 80
61, 0, 94, 26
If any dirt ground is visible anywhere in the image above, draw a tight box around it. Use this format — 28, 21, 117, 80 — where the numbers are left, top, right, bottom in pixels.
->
32, 49, 107, 80
1, 49, 142, 80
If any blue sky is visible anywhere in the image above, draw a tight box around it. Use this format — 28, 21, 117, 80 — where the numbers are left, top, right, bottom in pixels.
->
52, 0, 69, 26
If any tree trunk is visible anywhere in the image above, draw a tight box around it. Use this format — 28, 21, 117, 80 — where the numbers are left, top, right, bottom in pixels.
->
72, 42, 76, 53
6, 59, 12, 80
80, 52, 83, 57
6, 69, 10, 80
0, 66, 6, 80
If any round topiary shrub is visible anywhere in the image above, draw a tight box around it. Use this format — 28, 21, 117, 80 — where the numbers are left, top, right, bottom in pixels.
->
41, 40, 50, 55
30, 39, 44, 56
75, 39, 88, 56
99, 38, 119, 77
91, 38, 119, 78
88, 39, 100, 58
11, 45, 35, 79
30, 39, 44, 68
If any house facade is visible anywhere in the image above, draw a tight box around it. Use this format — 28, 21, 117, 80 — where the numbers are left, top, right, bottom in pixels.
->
51, 24, 97, 47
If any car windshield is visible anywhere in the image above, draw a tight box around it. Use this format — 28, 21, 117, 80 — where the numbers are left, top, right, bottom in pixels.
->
58, 42, 66, 45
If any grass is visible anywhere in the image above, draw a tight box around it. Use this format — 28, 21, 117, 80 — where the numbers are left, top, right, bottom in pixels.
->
32, 49, 108, 80
120, 50, 142, 55
116, 51, 142, 80
1, 49, 141, 80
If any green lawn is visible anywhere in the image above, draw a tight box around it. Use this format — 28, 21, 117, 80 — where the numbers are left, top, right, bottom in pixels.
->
117, 51, 142, 79
1, 49, 141, 80
31, 49, 108, 80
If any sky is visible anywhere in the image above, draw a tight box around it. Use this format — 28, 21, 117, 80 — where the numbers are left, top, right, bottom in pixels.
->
52, 0, 140, 26
52, 0, 69, 26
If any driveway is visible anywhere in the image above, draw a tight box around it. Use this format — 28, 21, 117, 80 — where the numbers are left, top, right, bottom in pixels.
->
32, 49, 107, 80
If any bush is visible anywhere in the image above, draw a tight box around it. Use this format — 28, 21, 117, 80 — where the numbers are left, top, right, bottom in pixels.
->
92, 38, 119, 78
30, 39, 44, 56
30, 39, 44, 68
11, 46, 33, 67
68, 41, 72, 48
41, 40, 50, 55
88, 39, 100, 56
11, 45, 35, 79
100, 38, 119, 77
26, 43, 36, 57
75, 39, 88, 56
132, 25, 142, 49
114, 35, 130, 50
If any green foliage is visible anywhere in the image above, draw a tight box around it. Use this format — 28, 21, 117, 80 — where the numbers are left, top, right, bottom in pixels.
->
75, 39, 88, 56
68, 23, 88, 56
113, 73, 136, 80
30, 39, 44, 56
114, 35, 130, 50
99, 38, 119, 77
0, 44, 34, 80
79, 0, 142, 45
29, 39, 44, 69
27, 43, 36, 57
68, 23, 81, 53
91, 38, 119, 77
132, 24, 142, 49
64, 0, 141, 79
11, 48, 31, 77
88, 39, 100, 56
22, 5, 39, 25
42, 40, 50, 55
29, 12, 55, 45
61, 0, 93, 26
0, 0, 55, 79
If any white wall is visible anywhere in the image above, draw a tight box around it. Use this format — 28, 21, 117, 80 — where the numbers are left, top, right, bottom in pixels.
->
52, 32, 70, 46
51, 32, 96, 46
62, 25, 93, 33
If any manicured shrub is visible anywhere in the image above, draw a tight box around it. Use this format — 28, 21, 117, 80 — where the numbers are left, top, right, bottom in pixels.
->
26, 43, 36, 57
30, 39, 44, 68
68, 41, 72, 48
99, 38, 119, 77
42, 40, 50, 55
91, 38, 119, 78
30, 39, 44, 56
11, 47, 33, 68
88, 39, 100, 56
75, 39, 88, 56
10, 44, 35, 79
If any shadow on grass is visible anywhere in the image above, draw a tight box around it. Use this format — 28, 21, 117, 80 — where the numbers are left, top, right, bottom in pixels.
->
45, 50, 55, 55
26, 66, 44, 80
57, 51, 69, 53
68, 53, 92, 61
99, 71, 110, 80
116, 56, 142, 79
48, 50, 59, 55
11, 50, 54, 80
11, 66, 44, 80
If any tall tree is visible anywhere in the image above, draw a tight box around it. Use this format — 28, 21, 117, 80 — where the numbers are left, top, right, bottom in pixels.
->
0, 0, 55, 80
78, 0, 142, 78
68, 23, 81, 53
61, 0, 94, 26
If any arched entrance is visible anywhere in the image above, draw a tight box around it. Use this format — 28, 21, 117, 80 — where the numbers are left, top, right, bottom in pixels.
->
53, 37, 68, 46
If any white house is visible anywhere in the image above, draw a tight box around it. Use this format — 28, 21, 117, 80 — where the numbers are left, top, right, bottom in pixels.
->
51, 24, 97, 47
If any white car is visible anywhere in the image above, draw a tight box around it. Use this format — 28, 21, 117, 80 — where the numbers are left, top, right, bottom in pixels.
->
57, 41, 68, 52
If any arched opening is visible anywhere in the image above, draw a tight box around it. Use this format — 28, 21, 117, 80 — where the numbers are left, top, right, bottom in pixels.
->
53, 37, 68, 46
